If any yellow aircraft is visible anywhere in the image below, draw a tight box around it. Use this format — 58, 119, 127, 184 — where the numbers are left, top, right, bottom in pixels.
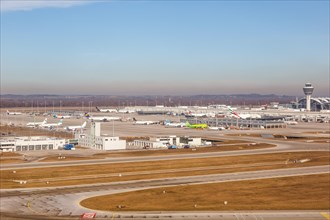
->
185, 121, 208, 129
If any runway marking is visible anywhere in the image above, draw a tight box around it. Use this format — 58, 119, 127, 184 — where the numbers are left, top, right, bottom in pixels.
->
321, 212, 330, 220
111, 212, 115, 220
27, 200, 38, 214
26, 200, 45, 216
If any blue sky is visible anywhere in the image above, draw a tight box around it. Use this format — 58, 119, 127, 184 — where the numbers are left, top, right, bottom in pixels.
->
1, 0, 329, 96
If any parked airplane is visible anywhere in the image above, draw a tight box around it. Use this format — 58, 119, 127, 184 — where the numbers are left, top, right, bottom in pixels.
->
228, 107, 261, 119
96, 107, 118, 113
40, 119, 63, 128
228, 107, 242, 119
53, 114, 71, 119
208, 126, 226, 131
118, 109, 135, 113
284, 121, 298, 125
6, 110, 22, 115
185, 121, 208, 129
185, 112, 207, 117
65, 121, 87, 131
133, 118, 159, 125
85, 113, 121, 122
26, 118, 47, 127
164, 120, 186, 127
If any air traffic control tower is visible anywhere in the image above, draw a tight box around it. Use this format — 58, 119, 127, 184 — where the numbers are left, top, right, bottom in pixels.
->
303, 83, 314, 111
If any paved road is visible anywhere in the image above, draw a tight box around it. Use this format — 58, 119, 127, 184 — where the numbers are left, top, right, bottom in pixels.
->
1, 166, 329, 219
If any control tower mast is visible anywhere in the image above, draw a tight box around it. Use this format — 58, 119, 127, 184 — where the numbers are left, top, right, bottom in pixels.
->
303, 83, 314, 111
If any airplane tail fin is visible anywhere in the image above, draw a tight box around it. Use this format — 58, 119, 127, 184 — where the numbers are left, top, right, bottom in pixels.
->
42, 118, 47, 124
82, 121, 87, 128
6, 110, 10, 114
228, 107, 241, 118
185, 121, 191, 127
58, 119, 63, 125
133, 117, 137, 121
53, 114, 57, 118
84, 113, 90, 118
96, 107, 100, 112
165, 119, 170, 125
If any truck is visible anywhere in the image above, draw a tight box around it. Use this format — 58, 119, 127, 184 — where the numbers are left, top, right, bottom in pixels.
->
167, 145, 177, 149
63, 144, 75, 150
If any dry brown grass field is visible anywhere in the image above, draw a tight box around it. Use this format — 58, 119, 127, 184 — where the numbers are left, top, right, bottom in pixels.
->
0, 158, 25, 164
80, 174, 330, 211
1, 151, 328, 189
0, 152, 20, 157
92, 143, 274, 158
0, 152, 24, 164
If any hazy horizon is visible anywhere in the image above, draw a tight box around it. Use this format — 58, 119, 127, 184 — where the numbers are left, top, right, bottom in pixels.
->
1, 1, 329, 96
0, 92, 319, 99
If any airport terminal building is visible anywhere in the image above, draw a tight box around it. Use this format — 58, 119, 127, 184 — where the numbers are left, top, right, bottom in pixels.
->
183, 118, 287, 129
0, 136, 66, 152
297, 97, 330, 111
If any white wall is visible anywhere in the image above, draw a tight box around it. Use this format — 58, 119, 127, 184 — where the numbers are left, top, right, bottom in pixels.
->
103, 139, 126, 150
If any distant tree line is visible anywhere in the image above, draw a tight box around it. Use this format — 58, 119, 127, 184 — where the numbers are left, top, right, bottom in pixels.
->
0, 94, 295, 108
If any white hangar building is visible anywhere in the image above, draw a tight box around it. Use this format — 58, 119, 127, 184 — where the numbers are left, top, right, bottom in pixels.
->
0, 136, 66, 152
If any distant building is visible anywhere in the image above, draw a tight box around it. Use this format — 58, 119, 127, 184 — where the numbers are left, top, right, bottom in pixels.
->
0, 136, 65, 152
130, 135, 203, 149
183, 118, 287, 129
75, 122, 126, 150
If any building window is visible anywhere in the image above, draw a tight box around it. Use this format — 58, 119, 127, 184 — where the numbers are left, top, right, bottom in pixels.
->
49, 144, 53, 150
29, 145, 35, 151
22, 146, 28, 151
36, 145, 41, 150
42, 145, 47, 150
16, 146, 22, 151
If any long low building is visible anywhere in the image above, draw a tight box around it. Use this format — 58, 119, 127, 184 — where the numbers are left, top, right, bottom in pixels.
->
129, 135, 203, 149
297, 97, 330, 111
183, 118, 287, 129
0, 136, 66, 152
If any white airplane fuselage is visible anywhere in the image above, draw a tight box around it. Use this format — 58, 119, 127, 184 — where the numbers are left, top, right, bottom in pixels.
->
88, 116, 121, 122
135, 121, 158, 125
7, 110, 22, 115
